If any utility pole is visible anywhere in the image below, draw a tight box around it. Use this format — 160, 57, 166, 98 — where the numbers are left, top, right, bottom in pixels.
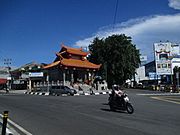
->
176, 72, 179, 92
4, 58, 12, 91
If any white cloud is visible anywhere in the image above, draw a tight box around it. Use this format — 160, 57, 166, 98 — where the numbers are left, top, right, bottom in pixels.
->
74, 14, 180, 61
168, 0, 180, 10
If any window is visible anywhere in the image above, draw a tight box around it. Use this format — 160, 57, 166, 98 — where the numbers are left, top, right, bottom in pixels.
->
159, 54, 168, 60
168, 64, 171, 68
162, 64, 167, 68
157, 64, 161, 68
64, 86, 70, 89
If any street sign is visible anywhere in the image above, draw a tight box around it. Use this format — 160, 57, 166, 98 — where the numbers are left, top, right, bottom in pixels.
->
149, 72, 160, 80
29, 72, 43, 77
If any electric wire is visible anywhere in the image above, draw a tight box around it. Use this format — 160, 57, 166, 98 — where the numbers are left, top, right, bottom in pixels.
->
113, 0, 119, 30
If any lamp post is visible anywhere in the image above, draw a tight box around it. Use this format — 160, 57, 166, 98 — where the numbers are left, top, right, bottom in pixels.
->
176, 72, 179, 92
4, 58, 12, 91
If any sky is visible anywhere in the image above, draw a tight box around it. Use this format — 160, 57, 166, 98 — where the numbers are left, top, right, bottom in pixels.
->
0, 0, 180, 67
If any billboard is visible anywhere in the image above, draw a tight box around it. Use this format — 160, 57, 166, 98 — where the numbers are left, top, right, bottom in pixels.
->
154, 42, 180, 75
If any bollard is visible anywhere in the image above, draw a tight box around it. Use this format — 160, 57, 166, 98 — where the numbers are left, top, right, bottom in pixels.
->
1, 111, 9, 135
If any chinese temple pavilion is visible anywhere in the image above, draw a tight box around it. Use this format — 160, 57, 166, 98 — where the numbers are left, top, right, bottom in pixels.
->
43, 45, 101, 85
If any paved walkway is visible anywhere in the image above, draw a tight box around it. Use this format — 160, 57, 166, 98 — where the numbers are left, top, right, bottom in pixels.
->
0, 90, 27, 95
0, 116, 20, 135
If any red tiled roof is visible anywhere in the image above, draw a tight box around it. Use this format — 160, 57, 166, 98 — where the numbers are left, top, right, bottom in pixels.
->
43, 59, 101, 69
44, 45, 100, 70
60, 58, 101, 69
62, 45, 88, 56
43, 61, 60, 69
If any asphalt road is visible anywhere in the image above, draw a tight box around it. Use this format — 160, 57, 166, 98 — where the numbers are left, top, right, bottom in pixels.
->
0, 89, 179, 135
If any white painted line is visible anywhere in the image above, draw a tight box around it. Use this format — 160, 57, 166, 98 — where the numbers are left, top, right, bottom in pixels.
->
39, 93, 42, 95
151, 96, 180, 105
102, 92, 107, 94
108, 91, 112, 94
94, 93, 100, 95
0, 114, 32, 135
6, 128, 13, 135
45, 93, 49, 96
137, 93, 180, 96
84, 93, 90, 95
74, 93, 80, 96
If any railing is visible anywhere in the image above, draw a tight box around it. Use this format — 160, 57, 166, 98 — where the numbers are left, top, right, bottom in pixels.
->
31, 81, 108, 93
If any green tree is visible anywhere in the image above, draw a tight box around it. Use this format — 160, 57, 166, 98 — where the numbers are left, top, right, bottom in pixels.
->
88, 34, 140, 88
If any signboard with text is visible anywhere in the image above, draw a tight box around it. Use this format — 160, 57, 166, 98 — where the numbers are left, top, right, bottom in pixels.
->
154, 42, 180, 75
29, 72, 43, 77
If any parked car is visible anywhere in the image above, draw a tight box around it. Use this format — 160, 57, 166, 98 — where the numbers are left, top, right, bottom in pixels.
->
49, 85, 77, 96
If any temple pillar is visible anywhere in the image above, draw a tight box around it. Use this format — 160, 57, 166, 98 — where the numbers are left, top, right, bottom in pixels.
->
84, 71, 87, 82
29, 79, 32, 90
92, 71, 95, 80
63, 70, 66, 85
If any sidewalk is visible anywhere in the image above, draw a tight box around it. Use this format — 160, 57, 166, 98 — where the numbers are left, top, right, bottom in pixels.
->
0, 114, 32, 135
0, 90, 27, 95
0, 117, 20, 135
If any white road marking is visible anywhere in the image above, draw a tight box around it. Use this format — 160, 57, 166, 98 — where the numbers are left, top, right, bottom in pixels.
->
0, 114, 32, 135
151, 96, 180, 105
137, 93, 180, 96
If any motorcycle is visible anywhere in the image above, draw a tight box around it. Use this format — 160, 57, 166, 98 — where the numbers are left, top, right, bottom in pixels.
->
108, 92, 134, 114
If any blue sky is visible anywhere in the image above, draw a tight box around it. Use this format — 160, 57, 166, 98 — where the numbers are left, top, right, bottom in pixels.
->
0, 0, 180, 67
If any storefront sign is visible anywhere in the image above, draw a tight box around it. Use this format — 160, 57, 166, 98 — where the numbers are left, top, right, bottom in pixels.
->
29, 72, 43, 77
149, 72, 160, 80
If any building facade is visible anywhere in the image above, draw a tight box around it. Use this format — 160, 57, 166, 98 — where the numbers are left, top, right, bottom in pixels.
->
11, 62, 45, 90
154, 42, 180, 84
43, 45, 101, 85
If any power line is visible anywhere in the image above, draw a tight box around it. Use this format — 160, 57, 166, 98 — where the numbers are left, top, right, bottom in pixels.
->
113, 0, 119, 30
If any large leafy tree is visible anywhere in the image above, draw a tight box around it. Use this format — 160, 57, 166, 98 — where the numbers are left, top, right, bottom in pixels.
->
88, 34, 140, 87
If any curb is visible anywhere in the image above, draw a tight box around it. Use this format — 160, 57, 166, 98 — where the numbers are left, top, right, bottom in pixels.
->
0, 114, 32, 135
24, 92, 50, 96
24, 91, 111, 96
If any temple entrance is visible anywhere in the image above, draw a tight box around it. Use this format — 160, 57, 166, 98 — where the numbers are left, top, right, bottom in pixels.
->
73, 70, 85, 83
73, 71, 78, 83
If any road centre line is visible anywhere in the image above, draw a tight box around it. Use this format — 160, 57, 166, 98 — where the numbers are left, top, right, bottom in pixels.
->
151, 96, 180, 105
0, 114, 32, 135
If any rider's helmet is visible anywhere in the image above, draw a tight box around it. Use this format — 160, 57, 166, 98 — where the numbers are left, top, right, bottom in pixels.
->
112, 84, 119, 90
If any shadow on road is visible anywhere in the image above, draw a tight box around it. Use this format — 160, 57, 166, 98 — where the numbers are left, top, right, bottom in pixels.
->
102, 103, 109, 105
100, 108, 127, 114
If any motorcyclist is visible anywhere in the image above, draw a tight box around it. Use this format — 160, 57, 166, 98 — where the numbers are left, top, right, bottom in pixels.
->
112, 84, 123, 97
112, 84, 124, 104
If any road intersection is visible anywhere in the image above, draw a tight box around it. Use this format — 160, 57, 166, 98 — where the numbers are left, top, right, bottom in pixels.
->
0, 89, 179, 135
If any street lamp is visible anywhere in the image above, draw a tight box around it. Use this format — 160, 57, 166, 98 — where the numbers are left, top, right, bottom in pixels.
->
176, 72, 179, 92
